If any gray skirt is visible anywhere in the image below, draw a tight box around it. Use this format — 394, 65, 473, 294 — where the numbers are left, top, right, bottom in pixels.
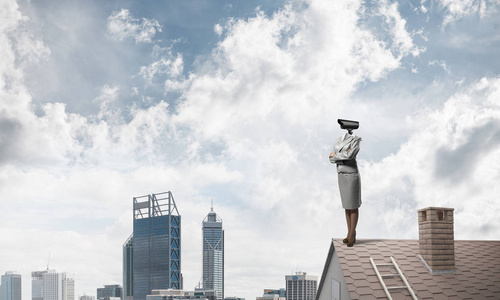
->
338, 172, 362, 209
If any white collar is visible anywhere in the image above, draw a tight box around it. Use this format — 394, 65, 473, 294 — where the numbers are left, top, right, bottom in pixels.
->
342, 132, 356, 140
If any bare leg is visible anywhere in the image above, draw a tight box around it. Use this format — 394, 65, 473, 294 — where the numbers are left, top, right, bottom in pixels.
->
344, 210, 351, 242
348, 209, 359, 242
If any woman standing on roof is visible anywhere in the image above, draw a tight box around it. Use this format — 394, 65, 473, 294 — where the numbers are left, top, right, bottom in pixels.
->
329, 119, 362, 247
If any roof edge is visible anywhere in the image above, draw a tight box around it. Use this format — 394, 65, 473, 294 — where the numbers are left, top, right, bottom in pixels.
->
315, 239, 335, 300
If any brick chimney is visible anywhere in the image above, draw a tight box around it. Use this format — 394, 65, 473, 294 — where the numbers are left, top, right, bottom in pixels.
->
418, 207, 455, 272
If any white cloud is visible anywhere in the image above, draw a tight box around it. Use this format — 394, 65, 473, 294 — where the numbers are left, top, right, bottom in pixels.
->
429, 59, 451, 74
377, 0, 423, 57
362, 76, 500, 239
138, 54, 184, 84
12, 32, 51, 65
439, 0, 500, 26
107, 9, 162, 43
214, 23, 223, 36
420, 0, 428, 13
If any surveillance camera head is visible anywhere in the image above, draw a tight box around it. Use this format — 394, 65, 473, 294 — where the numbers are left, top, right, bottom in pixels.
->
337, 119, 359, 134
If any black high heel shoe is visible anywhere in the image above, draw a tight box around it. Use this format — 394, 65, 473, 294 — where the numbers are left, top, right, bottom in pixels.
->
343, 231, 356, 244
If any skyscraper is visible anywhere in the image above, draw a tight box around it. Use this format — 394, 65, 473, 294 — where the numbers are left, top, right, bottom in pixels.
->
32, 270, 74, 300
201, 205, 224, 300
285, 272, 317, 300
123, 235, 133, 300
0, 272, 22, 300
31, 271, 47, 300
132, 191, 181, 300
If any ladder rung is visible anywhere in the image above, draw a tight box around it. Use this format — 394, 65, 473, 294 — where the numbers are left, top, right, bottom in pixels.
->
381, 274, 400, 278
371, 257, 418, 300
387, 286, 408, 290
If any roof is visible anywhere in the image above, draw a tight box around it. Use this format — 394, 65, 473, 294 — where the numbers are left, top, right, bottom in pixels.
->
317, 239, 500, 300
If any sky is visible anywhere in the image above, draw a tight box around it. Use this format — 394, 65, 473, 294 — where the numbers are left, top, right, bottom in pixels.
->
1, 0, 500, 299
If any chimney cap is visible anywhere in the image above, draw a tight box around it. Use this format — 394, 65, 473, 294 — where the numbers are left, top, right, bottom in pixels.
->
417, 206, 454, 212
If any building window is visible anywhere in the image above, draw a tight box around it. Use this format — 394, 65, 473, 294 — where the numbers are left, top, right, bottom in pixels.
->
331, 279, 340, 300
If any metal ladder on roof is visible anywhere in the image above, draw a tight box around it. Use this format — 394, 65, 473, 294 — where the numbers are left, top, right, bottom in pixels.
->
369, 256, 418, 300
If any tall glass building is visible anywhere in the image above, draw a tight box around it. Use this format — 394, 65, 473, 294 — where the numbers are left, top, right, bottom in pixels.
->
202, 206, 224, 300
132, 192, 181, 300
0, 272, 22, 300
123, 235, 133, 300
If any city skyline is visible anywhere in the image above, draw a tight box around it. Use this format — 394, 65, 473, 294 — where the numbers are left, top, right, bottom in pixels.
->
1, 1, 500, 300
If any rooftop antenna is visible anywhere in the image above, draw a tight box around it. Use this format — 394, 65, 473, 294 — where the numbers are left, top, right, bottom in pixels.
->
47, 252, 50, 271
211, 199, 214, 211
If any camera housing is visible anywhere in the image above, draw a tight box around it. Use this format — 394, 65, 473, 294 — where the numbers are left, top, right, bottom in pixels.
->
338, 119, 359, 133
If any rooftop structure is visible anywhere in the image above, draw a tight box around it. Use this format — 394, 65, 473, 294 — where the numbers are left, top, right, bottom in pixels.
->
316, 207, 500, 300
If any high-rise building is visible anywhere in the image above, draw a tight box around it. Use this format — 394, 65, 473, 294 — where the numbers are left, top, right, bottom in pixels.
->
63, 277, 75, 300
131, 191, 181, 300
0, 272, 22, 300
201, 205, 224, 300
123, 235, 133, 300
285, 272, 317, 300
32, 271, 47, 300
32, 270, 74, 300
97, 285, 123, 300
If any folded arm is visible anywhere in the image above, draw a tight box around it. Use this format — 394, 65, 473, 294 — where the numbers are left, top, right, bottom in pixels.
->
329, 139, 361, 163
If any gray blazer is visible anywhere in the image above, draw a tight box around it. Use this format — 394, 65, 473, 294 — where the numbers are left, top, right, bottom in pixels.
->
329, 133, 361, 173
330, 133, 362, 209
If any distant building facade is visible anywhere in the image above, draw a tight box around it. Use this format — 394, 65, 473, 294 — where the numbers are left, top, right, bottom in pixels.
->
256, 289, 286, 300
79, 295, 95, 300
223, 297, 244, 300
146, 290, 215, 300
32, 270, 74, 300
285, 272, 317, 300
129, 192, 181, 300
97, 285, 123, 300
202, 206, 224, 300
262, 290, 285, 298
32, 271, 47, 300
256, 295, 284, 300
0, 272, 22, 300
